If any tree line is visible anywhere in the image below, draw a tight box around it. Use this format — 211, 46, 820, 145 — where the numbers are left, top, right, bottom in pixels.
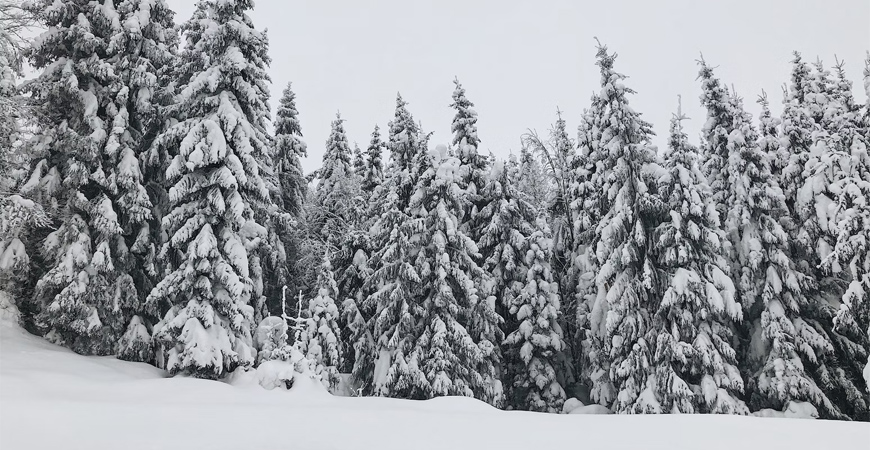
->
0, 0, 868, 420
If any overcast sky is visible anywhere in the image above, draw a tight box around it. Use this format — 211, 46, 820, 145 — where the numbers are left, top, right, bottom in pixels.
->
166, 0, 870, 173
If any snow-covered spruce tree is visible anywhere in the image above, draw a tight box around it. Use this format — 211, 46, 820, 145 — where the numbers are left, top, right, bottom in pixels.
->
112, 0, 179, 362
477, 160, 531, 335
503, 216, 567, 413
696, 58, 736, 225
361, 124, 384, 196
146, 0, 273, 378
297, 253, 343, 391
352, 142, 366, 179
651, 102, 747, 414
272, 82, 308, 300
756, 93, 785, 179
273, 82, 307, 217
581, 43, 664, 413
793, 60, 838, 271
407, 144, 502, 404
311, 113, 358, 244
311, 113, 368, 326
336, 238, 372, 372
548, 110, 578, 264
341, 294, 375, 391
364, 194, 421, 397
384, 93, 422, 211
698, 63, 843, 418
361, 94, 425, 396
524, 110, 583, 373
476, 159, 530, 407
779, 53, 816, 220
451, 78, 489, 237
450, 78, 502, 388
515, 145, 550, 215
20, 0, 174, 356
570, 104, 609, 376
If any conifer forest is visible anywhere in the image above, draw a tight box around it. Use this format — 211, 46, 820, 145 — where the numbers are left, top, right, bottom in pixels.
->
1, 1, 870, 448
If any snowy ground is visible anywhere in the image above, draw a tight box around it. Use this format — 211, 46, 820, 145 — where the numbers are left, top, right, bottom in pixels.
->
1, 321, 868, 450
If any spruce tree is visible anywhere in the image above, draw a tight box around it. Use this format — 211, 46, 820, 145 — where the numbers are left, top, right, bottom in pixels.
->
361, 125, 384, 195
477, 160, 531, 330
779, 53, 816, 233
571, 106, 602, 386
146, 0, 272, 378
549, 111, 578, 260
272, 82, 307, 302
362, 94, 425, 396
309, 113, 360, 255
273, 83, 307, 217
352, 142, 366, 179
317, 112, 354, 202
21, 0, 174, 356
756, 93, 786, 179
697, 58, 734, 224
476, 160, 531, 407
341, 294, 375, 391
652, 102, 747, 414
408, 144, 502, 404
384, 93, 421, 211
582, 43, 663, 413
503, 216, 567, 413
451, 78, 488, 235
113, 0, 179, 360
364, 193, 421, 397
297, 253, 343, 391
450, 78, 502, 388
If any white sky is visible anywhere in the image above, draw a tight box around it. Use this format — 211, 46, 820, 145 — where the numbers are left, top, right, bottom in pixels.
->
167, 0, 869, 173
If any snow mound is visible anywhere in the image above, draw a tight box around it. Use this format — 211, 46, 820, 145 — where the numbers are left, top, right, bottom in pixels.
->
226, 359, 328, 397
568, 404, 613, 415
0, 291, 19, 324
563, 398, 613, 415
752, 401, 819, 420
562, 397, 584, 413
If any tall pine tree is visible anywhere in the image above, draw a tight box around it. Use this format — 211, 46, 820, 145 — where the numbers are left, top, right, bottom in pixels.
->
408, 144, 502, 404
273, 83, 307, 217
582, 43, 663, 413
652, 101, 746, 414
500, 209, 567, 411
146, 0, 272, 378
361, 124, 384, 196
21, 0, 175, 357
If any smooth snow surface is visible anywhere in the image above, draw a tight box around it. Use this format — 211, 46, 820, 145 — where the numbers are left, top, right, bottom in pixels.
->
1, 321, 868, 450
